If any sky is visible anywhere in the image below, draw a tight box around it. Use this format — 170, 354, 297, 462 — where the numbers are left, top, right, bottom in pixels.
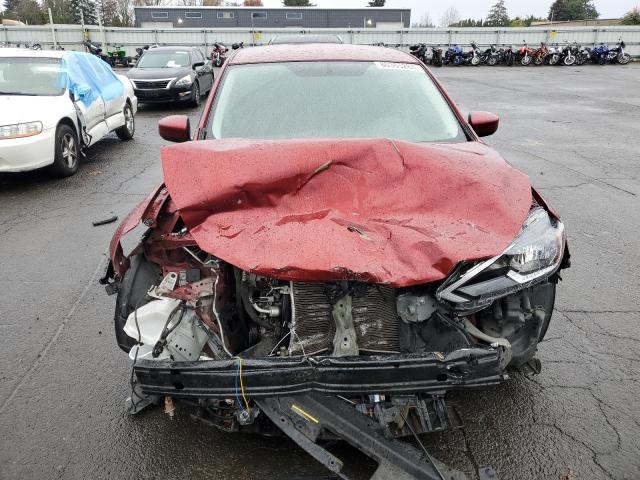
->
261, 1, 634, 23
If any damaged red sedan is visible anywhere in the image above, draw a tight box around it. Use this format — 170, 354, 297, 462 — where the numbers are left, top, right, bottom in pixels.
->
102, 44, 569, 479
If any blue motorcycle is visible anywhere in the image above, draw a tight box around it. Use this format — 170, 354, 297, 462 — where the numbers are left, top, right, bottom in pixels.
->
443, 45, 463, 65
590, 43, 609, 65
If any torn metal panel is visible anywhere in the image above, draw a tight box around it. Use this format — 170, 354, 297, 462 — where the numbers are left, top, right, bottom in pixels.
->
159, 138, 532, 287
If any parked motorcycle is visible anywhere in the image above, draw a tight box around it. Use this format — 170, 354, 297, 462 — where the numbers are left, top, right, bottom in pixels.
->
466, 42, 481, 66
576, 45, 591, 65
608, 39, 631, 65
545, 44, 561, 65
211, 43, 227, 67
83, 39, 110, 64
590, 43, 609, 65
499, 45, 515, 66
531, 42, 548, 65
559, 42, 579, 66
443, 45, 464, 65
516, 41, 534, 66
430, 46, 443, 67
409, 43, 428, 63
478, 45, 499, 66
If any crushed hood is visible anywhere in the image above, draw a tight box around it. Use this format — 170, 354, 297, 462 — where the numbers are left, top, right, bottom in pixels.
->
161, 138, 532, 287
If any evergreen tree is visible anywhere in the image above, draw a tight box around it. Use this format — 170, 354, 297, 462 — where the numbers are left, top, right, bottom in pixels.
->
282, 0, 315, 6
621, 6, 640, 25
70, 0, 97, 24
548, 0, 598, 21
485, 0, 510, 27
367, 0, 385, 6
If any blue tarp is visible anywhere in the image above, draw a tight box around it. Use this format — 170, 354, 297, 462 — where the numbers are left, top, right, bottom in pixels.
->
62, 51, 124, 107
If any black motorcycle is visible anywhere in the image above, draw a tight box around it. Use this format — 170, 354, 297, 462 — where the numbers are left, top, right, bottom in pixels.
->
479, 45, 499, 66
409, 43, 428, 63
83, 40, 110, 64
608, 39, 631, 65
430, 46, 443, 67
232, 41, 244, 50
499, 46, 515, 66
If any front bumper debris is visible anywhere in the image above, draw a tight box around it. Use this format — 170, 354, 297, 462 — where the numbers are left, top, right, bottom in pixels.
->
134, 348, 506, 399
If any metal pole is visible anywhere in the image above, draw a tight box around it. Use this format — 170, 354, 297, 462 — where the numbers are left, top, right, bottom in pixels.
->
98, 10, 106, 52
48, 8, 57, 49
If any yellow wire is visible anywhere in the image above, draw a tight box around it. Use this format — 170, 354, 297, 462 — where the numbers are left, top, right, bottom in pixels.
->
238, 357, 251, 413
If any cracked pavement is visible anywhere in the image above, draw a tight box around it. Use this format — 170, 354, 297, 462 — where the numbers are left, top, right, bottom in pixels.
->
1, 64, 639, 480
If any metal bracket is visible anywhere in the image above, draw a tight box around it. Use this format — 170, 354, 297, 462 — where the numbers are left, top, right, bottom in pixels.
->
332, 294, 359, 356
258, 393, 469, 480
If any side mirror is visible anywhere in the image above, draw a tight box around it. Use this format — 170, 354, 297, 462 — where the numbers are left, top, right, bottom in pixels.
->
193, 61, 205, 69
76, 84, 92, 98
468, 111, 499, 137
158, 115, 191, 143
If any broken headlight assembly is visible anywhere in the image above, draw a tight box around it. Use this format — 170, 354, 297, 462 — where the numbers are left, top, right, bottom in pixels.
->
437, 207, 565, 312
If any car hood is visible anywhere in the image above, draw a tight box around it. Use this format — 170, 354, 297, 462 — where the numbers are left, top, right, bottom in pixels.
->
0, 95, 68, 128
126, 67, 191, 81
160, 138, 532, 287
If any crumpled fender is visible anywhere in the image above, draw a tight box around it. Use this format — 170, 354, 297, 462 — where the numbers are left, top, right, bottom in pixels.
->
158, 138, 532, 287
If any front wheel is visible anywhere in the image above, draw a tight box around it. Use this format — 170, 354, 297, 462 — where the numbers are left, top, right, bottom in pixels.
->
190, 82, 201, 107
49, 124, 79, 177
470, 56, 480, 66
521, 55, 532, 66
618, 53, 631, 65
487, 56, 498, 66
563, 55, 576, 66
115, 103, 135, 140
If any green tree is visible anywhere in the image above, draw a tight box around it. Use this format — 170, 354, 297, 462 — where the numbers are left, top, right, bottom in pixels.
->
548, 0, 598, 21
485, 0, 509, 26
70, 0, 97, 24
367, 0, 385, 6
621, 6, 640, 25
282, 0, 315, 6
42, 0, 74, 23
4, 0, 46, 24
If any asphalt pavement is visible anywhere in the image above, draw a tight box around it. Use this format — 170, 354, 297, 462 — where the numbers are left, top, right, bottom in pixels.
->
1, 63, 639, 480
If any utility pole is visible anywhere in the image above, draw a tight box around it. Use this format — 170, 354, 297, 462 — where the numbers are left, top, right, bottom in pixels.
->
48, 8, 57, 49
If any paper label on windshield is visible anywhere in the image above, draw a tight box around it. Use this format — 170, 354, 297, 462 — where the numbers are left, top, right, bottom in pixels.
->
374, 62, 422, 71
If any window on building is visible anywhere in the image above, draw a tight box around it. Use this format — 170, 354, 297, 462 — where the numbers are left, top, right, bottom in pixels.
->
185, 12, 202, 19
151, 12, 169, 19
217, 12, 234, 19
286, 12, 303, 20
252, 12, 267, 19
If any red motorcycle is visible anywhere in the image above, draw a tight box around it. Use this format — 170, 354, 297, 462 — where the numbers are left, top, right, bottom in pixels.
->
211, 43, 227, 67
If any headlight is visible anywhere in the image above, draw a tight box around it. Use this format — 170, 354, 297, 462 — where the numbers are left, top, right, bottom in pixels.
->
0, 121, 43, 140
437, 207, 565, 311
174, 75, 193, 87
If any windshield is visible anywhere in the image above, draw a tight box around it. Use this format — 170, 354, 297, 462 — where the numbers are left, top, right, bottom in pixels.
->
209, 62, 465, 143
0, 57, 66, 96
137, 51, 190, 69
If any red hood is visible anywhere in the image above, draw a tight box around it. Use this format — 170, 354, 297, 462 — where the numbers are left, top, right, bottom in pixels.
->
160, 138, 531, 287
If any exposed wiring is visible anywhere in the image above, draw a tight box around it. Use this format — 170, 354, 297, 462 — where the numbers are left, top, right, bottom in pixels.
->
237, 357, 251, 413
234, 359, 245, 413
268, 331, 291, 357
211, 272, 233, 358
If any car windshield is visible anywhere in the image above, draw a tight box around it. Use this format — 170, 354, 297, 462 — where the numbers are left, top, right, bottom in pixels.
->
137, 51, 190, 68
209, 62, 465, 143
0, 57, 66, 96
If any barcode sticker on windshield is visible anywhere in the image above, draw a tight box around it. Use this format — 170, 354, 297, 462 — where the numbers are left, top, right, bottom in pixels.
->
375, 62, 422, 71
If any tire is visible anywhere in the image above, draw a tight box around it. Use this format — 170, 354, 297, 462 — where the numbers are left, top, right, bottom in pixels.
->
115, 103, 135, 140
471, 56, 480, 66
618, 53, 631, 65
533, 55, 544, 65
598, 55, 606, 65
487, 56, 497, 66
521, 55, 532, 66
563, 55, 576, 66
49, 124, 79, 177
190, 81, 201, 107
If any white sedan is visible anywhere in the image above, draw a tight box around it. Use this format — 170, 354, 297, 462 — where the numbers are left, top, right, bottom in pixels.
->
0, 49, 137, 177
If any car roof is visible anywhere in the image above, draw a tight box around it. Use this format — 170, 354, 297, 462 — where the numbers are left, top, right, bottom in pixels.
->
229, 44, 419, 65
0, 48, 66, 59
269, 34, 344, 45
144, 46, 199, 51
